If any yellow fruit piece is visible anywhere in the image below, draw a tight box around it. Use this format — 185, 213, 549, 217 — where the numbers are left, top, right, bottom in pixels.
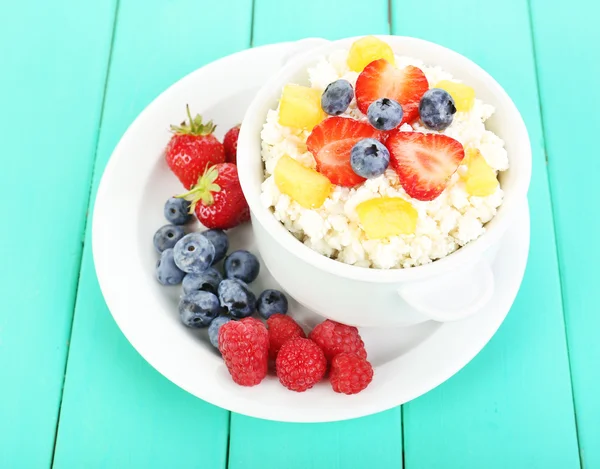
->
347, 36, 396, 72
462, 148, 499, 197
356, 197, 418, 239
435, 80, 475, 112
274, 155, 332, 209
278, 84, 325, 130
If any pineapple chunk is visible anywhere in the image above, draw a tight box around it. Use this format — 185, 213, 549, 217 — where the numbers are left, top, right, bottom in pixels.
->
274, 154, 332, 209
356, 197, 418, 239
462, 148, 499, 197
347, 36, 395, 72
435, 80, 475, 112
278, 84, 325, 130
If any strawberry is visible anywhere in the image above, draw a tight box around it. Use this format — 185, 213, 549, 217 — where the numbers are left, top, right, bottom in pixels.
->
166, 106, 225, 189
306, 117, 382, 187
223, 125, 240, 164
386, 131, 465, 201
178, 163, 250, 230
355, 59, 429, 125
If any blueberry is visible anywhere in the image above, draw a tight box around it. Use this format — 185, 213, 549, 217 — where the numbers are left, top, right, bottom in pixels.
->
257, 289, 288, 319
419, 88, 456, 131
350, 138, 390, 179
367, 98, 404, 130
218, 278, 256, 319
208, 315, 232, 348
178, 290, 221, 328
164, 197, 191, 225
321, 79, 354, 116
156, 248, 185, 285
153, 224, 185, 253
182, 268, 223, 295
173, 233, 215, 274
202, 229, 229, 264
224, 250, 260, 283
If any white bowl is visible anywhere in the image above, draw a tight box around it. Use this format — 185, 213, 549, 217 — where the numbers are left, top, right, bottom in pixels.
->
238, 36, 532, 327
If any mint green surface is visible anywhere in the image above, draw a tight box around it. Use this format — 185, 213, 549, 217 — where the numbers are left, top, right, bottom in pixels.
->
0, 0, 597, 468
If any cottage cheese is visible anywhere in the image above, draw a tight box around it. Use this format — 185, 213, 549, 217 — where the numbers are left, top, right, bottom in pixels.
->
260, 50, 508, 269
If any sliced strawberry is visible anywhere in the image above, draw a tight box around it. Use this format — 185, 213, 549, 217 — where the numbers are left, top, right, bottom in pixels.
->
356, 60, 429, 124
306, 117, 382, 187
386, 131, 465, 201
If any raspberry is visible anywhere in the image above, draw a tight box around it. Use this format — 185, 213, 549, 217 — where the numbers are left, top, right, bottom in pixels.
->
330, 353, 374, 395
218, 317, 269, 386
308, 319, 367, 362
276, 338, 327, 392
267, 314, 306, 359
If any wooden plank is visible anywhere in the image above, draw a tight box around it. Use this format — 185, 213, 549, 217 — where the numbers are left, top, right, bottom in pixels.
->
392, 0, 581, 467
51, 0, 252, 467
228, 3, 403, 469
530, 0, 600, 466
0, 1, 116, 467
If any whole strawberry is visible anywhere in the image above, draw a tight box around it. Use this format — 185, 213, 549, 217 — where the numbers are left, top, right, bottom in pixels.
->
166, 105, 225, 189
218, 317, 269, 386
330, 353, 374, 395
223, 125, 240, 165
276, 338, 327, 392
178, 163, 250, 230
309, 319, 367, 362
267, 314, 306, 359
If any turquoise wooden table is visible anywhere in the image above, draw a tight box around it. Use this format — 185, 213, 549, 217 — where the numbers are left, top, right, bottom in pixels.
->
1, 0, 598, 467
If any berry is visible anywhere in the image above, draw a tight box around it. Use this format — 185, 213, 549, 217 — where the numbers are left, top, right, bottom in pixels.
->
386, 131, 465, 201
153, 224, 185, 253
155, 248, 185, 285
347, 36, 395, 72
219, 317, 269, 386
330, 353, 374, 395
165, 106, 225, 189
350, 138, 390, 179
173, 232, 215, 274
178, 163, 250, 230
306, 117, 382, 187
178, 290, 221, 328
208, 315, 231, 348
202, 229, 229, 264
367, 98, 404, 131
276, 338, 327, 392
257, 289, 288, 319
356, 59, 428, 124
419, 88, 456, 131
266, 314, 305, 359
218, 278, 256, 318
182, 268, 223, 295
356, 197, 418, 239
224, 250, 260, 283
309, 319, 367, 362
274, 154, 332, 209
223, 125, 240, 164
435, 80, 475, 112
163, 197, 192, 225
278, 84, 325, 130
321, 79, 354, 116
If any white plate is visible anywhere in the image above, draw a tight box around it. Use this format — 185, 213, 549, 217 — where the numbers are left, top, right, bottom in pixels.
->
93, 42, 530, 423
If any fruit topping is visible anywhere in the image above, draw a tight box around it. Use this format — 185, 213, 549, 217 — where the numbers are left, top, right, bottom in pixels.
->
321, 79, 354, 116
274, 154, 332, 208
434, 80, 475, 112
355, 197, 418, 239
419, 88, 456, 131
350, 138, 390, 179
461, 148, 499, 197
367, 97, 404, 130
347, 36, 395, 72
278, 84, 325, 130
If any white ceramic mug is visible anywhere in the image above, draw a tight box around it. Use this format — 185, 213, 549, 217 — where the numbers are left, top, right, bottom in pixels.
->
237, 36, 531, 327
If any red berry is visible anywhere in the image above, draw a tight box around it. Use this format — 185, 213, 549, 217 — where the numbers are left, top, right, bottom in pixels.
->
308, 319, 367, 362
276, 338, 327, 392
330, 353, 374, 395
306, 117, 383, 187
267, 314, 306, 359
223, 125, 240, 165
356, 59, 429, 125
386, 131, 464, 201
218, 317, 269, 386
165, 106, 225, 189
179, 163, 250, 230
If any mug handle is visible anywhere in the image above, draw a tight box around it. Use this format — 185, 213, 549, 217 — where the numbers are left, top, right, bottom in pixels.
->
397, 259, 495, 322
280, 38, 330, 66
